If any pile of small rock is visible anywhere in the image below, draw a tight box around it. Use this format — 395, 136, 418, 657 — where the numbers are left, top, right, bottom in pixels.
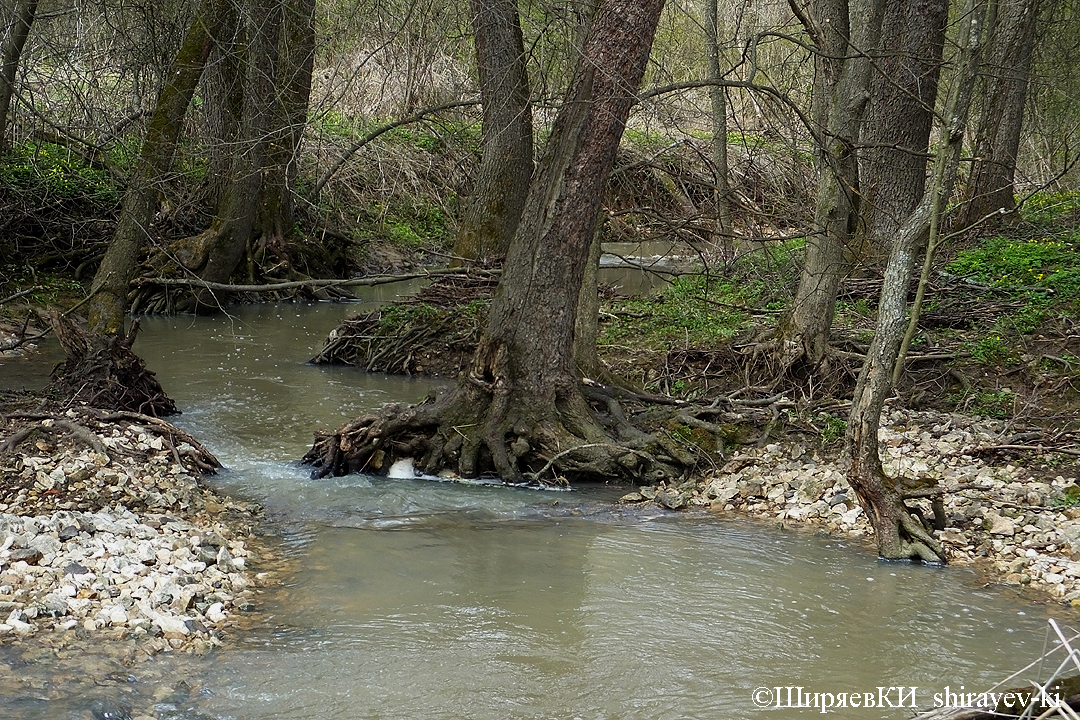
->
0, 410, 269, 654
624, 407, 1080, 604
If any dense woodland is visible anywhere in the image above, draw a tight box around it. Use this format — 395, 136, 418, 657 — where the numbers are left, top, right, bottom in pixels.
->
1, 0, 1080, 562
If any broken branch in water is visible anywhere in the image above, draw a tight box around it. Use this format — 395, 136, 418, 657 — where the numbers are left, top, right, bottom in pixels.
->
131, 268, 500, 295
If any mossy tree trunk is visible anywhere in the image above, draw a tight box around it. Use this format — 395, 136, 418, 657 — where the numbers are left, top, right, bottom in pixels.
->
87, 0, 228, 336
253, 0, 315, 271
0, 0, 37, 151
171, 0, 314, 312
779, 0, 884, 373
846, 0, 988, 562
305, 0, 679, 485
451, 0, 534, 264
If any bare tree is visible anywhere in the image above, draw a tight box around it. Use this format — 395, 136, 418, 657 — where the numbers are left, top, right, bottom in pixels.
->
846, 0, 990, 562
159, 0, 316, 312
87, 0, 229, 336
778, 0, 884, 372
703, 0, 733, 244
858, 0, 948, 259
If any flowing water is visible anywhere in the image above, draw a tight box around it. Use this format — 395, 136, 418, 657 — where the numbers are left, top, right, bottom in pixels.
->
1, 296, 1077, 719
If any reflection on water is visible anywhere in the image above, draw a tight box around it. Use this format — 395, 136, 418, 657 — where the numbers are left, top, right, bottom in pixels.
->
1, 300, 1077, 720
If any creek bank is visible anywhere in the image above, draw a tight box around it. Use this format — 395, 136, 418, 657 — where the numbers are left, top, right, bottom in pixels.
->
623, 406, 1080, 604
0, 407, 276, 656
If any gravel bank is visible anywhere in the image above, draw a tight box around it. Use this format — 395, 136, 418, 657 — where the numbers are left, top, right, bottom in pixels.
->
0, 408, 271, 655
625, 407, 1080, 604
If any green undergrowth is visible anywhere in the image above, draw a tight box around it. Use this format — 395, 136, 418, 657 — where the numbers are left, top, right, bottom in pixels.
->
376, 297, 489, 333
0, 142, 119, 204
312, 111, 482, 152
947, 191, 1080, 306
940, 191, 1080, 374
600, 245, 796, 350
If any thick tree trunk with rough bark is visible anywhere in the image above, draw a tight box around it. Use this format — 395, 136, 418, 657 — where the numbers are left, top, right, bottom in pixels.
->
86, 0, 227, 336
858, 0, 947, 260
451, 0, 534, 264
254, 0, 315, 271
780, 0, 884, 373
0, 0, 37, 150
304, 0, 683, 485
960, 0, 1040, 227
846, 0, 987, 562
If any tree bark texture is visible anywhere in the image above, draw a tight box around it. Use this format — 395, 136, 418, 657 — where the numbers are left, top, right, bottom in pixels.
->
0, 0, 37, 150
781, 0, 884, 371
858, 0, 947, 259
87, 0, 227, 336
188, 0, 282, 303
846, 0, 988, 562
451, 0, 534, 263
254, 0, 315, 267
960, 0, 1040, 227
461, 0, 666, 478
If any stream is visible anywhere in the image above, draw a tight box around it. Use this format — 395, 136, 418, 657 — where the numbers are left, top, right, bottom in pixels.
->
0, 291, 1075, 719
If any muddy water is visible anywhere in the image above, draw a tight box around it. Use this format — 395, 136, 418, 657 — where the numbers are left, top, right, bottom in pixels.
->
1, 297, 1076, 719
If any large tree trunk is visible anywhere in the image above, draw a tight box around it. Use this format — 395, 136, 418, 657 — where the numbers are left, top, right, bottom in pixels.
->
858, 0, 947, 260
153, 0, 314, 312
188, 0, 281, 306
86, 0, 227, 336
0, 0, 37, 150
960, 0, 1040, 227
451, 0, 534, 264
846, 0, 988, 562
253, 0, 315, 272
304, 0, 681, 485
780, 0, 884, 372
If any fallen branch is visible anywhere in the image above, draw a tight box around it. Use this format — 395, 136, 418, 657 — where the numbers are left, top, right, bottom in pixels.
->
0, 287, 41, 305
975, 444, 1080, 458
132, 268, 499, 294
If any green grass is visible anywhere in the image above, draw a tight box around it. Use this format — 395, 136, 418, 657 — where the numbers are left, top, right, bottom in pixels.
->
371, 200, 452, 248
311, 112, 482, 153
947, 235, 1080, 302
0, 266, 84, 305
602, 274, 754, 349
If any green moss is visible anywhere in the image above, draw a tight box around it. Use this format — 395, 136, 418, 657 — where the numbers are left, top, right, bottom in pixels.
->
667, 422, 718, 453
1054, 485, 1080, 508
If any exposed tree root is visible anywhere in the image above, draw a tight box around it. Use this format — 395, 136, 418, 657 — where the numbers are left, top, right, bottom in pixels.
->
309, 274, 498, 375
45, 313, 177, 417
301, 375, 716, 486
0, 408, 219, 475
849, 463, 946, 563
